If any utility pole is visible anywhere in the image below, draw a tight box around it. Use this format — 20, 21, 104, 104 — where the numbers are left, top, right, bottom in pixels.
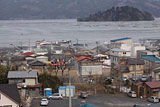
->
67, 58, 72, 107
134, 59, 137, 84
68, 67, 72, 107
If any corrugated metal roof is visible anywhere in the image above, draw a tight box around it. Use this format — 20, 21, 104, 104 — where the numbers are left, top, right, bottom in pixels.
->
111, 48, 130, 52
153, 67, 160, 73
145, 81, 160, 88
141, 55, 160, 63
128, 58, 144, 65
111, 37, 131, 42
8, 71, 37, 79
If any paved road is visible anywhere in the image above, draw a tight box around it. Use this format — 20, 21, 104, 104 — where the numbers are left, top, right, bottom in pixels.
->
31, 94, 151, 107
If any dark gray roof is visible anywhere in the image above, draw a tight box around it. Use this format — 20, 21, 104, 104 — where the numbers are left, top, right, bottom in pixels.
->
0, 84, 21, 104
128, 58, 144, 65
29, 60, 46, 66
8, 71, 37, 79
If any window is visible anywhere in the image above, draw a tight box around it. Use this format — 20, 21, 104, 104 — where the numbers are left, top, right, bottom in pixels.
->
3, 105, 12, 107
132, 65, 136, 71
123, 52, 126, 54
139, 65, 141, 69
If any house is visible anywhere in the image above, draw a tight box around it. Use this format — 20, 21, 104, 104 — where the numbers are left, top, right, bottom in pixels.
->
0, 84, 21, 107
7, 70, 42, 97
34, 48, 48, 55
79, 61, 103, 76
28, 60, 46, 72
134, 81, 160, 98
11, 55, 27, 67
23, 52, 35, 57
125, 58, 144, 79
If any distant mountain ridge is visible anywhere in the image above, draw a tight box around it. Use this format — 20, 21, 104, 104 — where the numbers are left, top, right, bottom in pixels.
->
77, 6, 155, 21
0, 0, 160, 19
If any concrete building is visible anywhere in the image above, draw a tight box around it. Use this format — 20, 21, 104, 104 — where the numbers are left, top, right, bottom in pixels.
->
131, 43, 146, 58
110, 48, 131, 66
110, 37, 133, 49
79, 61, 103, 76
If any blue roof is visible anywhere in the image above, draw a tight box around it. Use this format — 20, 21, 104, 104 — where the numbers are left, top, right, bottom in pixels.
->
141, 55, 160, 63
66, 86, 75, 89
58, 86, 66, 89
80, 104, 97, 107
111, 37, 131, 42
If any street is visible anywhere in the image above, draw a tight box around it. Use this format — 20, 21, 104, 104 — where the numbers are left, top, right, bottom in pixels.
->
31, 94, 151, 107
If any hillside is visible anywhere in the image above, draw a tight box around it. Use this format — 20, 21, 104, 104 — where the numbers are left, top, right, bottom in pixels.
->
77, 6, 155, 21
0, 0, 160, 19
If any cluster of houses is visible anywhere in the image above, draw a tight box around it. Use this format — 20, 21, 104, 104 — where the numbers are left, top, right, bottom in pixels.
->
1, 38, 160, 106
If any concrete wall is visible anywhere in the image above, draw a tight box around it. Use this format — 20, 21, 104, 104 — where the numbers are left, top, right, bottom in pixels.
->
25, 78, 36, 85
131, 44, 146, 58
0, 92, 19, 107
80, 65, 102, 76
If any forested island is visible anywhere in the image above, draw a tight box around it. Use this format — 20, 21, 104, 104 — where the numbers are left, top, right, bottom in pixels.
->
77, 6, 154, 22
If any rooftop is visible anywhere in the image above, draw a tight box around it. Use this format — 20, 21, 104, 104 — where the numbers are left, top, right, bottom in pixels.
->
8, 70, 37, 79
127, 58, 144, 65
111, 37, 131, 42
0, 84, 21, 104
145, 81, 160, 88
111, 48, 130, 52
153, 67, 160, 73
141, 55, 160, 63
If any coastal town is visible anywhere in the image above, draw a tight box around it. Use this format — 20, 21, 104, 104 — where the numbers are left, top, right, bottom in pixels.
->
1, 37, 160, 107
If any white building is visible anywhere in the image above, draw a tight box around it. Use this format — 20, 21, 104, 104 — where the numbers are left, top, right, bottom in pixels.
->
110, 48, 131, 66
131, 43, 146, 58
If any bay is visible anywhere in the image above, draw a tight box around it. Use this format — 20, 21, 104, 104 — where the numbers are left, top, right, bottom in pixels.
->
0, 19, 160, 47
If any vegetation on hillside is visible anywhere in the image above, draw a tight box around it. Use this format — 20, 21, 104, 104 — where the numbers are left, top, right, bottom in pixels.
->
77, 6, 154, 21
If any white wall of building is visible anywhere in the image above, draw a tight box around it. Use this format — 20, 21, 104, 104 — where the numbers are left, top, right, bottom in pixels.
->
0, 92, 19, 107
25, 78, 36, 85
36, 56, 48, 63
80, 65, 102, 76
131, 43, 146, 58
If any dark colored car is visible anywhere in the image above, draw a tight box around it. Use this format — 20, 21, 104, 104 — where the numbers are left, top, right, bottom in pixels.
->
133, 104, 142, 107
80, 92, 88, 99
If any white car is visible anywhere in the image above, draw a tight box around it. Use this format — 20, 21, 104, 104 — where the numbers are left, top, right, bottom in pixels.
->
48, 93, 63, 100
127, 91, 137, 98
147, 96, 159, 103
41, 98, 49, 106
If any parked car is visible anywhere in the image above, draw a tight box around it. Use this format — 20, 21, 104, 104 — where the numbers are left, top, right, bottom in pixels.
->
41, 98, 49, 106
147, 96, 159, 103
133, 104, 142, 107
141, 75, 147, 82
48, 93, 63, 100
127, 91, 137, 98
80, 92, 88, 99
